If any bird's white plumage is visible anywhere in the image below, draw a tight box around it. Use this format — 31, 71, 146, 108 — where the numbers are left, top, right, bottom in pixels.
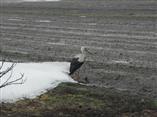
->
74, 54, 85, 62
69, 47, 92, 75
74, 47, 87, 62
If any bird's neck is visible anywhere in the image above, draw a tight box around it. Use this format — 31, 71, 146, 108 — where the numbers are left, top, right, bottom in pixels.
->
78, 56, 85, 63
82, 50, 86, 55
78, 54, 85, 62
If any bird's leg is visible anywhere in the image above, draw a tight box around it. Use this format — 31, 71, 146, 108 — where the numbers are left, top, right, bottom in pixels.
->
73, 71, 80, 82
85, 77, 89, 83
71, 71, 79, 82
77, 70, 80, 81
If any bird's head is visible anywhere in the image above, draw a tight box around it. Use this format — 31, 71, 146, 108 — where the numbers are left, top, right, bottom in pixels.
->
81, 46, 93, 54
81, 46, 86, 53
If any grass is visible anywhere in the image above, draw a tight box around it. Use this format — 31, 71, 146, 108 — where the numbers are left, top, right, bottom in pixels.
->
0, 82, 157, 117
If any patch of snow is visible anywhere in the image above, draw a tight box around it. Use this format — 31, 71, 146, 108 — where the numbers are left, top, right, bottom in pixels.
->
44, 0, 60, 1
0, 62, 75, 103
80, 16, 86, 18
8, 18, 23, 21
47, 42, 67, 46
36, 20, 51, 23
112, 60, 129, 64
88, 23, 97, 26
23, 0, 61, 2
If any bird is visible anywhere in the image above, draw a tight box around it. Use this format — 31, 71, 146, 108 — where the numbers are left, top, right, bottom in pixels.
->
69, 47, 91, 75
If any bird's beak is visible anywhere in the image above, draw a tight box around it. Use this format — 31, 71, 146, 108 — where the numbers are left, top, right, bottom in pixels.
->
86, 49, 93, 55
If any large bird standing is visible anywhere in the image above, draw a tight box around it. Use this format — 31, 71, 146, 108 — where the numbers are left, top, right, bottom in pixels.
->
69, 47, 88, 75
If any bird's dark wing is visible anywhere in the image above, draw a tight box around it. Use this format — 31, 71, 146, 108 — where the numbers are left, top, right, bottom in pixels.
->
69, 58, 84, 75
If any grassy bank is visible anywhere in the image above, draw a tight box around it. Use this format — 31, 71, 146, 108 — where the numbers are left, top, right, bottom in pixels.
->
1, 82, 157, 117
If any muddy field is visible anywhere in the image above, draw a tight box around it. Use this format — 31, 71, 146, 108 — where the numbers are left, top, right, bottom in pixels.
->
0, 0, 157, 99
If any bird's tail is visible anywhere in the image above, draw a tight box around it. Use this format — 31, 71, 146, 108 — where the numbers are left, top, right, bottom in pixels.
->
69, 72, 72, 75
62, 71, 70, 75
